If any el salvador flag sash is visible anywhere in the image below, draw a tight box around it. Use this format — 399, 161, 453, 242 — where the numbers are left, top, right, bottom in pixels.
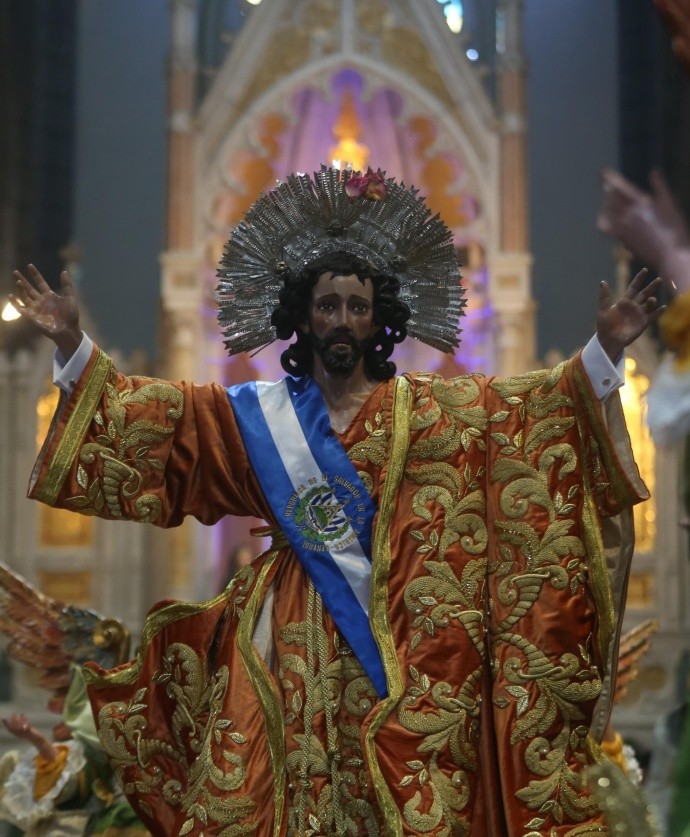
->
227, 376, 387, 698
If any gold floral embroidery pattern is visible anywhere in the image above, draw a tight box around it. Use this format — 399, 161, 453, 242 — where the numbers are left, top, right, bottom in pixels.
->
397, 664, 482, 836
365, 377, 413, 835
96, 642, 256, 835
522, 826, 607, 837
78, 359, 631, 835
278, 584, 380, 836
235, 555, 286, 836
348, 395, 388, 498
395, 374, 486, 833
405, 554, 486, 655
66, 375, 183, 523
35, 349, 113, 506
391, 367, 610, 833
489, 365, 604, 830
84, 566, 256, 691
347, 396, 389, 468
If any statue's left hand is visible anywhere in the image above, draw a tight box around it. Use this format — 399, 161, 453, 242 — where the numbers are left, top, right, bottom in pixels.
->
596, 268, 666, 361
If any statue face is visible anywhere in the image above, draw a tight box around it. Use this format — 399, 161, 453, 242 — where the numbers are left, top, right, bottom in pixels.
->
305, 272, 376, 377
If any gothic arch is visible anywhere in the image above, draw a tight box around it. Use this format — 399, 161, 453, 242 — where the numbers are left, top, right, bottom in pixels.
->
197, 54, 499, 244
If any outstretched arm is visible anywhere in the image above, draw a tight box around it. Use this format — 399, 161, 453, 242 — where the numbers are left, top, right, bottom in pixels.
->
597, 168, 690, 292
14, 271, 268, 528
3, 713, 59, 762
9, 265, 82, 360
596, 268, 666, 362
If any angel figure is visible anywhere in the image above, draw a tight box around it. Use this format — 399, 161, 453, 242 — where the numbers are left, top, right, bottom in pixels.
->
0, 562, 149, 837
588, 618, 662, 837
600, 617, 660, 785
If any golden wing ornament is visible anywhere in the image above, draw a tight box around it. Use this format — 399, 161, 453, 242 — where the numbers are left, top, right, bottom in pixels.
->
0, 561, 130, 714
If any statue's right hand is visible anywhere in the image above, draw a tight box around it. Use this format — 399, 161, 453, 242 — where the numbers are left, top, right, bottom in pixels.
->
9, 265, 82, 359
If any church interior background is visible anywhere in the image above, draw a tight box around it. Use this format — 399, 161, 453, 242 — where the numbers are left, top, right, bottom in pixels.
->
1, 0, 689, 755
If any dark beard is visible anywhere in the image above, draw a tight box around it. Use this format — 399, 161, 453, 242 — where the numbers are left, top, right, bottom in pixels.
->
310, 329, 369, 377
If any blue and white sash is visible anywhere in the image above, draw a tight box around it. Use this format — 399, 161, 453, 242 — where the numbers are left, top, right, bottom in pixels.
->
227, 376, 387, 698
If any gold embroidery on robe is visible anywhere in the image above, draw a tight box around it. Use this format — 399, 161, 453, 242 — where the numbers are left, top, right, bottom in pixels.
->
30, 347, 649, 835
66, 374, 183, 522
96, 642, 256, 833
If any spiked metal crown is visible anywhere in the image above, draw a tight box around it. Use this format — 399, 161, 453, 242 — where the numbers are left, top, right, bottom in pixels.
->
217, 165, 465, 356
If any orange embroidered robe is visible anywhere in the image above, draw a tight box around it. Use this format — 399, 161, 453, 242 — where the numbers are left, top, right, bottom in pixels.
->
29, 346, 648, 837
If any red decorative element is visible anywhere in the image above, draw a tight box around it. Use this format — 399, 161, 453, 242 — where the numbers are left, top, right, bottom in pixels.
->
344, 169, 387, 201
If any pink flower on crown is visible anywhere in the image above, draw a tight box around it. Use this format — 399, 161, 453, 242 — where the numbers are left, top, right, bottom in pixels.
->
344, 169, 387, 201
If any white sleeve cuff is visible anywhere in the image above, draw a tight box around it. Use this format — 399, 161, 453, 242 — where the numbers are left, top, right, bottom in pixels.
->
581, 334, 625, 401
53, 333, 93, 395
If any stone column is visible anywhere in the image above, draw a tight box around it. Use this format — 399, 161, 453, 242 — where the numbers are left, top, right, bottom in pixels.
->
154, 0, 202, 601
166, 0, 197, 254
162, 0, 199, 378
10, 349, 38, 576
0, 351, 12, 568
490, 0, 536, 375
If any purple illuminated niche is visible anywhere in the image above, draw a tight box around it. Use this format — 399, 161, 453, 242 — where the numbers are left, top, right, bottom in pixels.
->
210, 67, 494, 384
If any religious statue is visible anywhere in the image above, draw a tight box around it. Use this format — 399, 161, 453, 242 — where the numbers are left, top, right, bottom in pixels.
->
11, 166, 663, 835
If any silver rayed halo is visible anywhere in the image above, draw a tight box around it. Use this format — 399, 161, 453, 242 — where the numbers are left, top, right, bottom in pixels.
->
216, 165, 466, 356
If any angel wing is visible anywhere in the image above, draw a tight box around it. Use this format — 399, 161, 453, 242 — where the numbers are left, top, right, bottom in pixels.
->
615, 617, 660, 703
0, 562, 130, 714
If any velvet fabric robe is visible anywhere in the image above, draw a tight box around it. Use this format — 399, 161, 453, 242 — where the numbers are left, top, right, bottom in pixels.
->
29, 345, 648, 836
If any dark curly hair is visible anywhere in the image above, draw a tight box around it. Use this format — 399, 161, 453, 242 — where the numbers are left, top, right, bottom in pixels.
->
270, 252, 410, 380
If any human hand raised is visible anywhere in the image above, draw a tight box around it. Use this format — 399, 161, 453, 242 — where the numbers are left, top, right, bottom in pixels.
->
9, 265, 82, 359
648, 169, 690, 248
3, 712, 59, 760
597, 169, 688, 271
596, 269, 666, 361
3, 712, 35, 742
